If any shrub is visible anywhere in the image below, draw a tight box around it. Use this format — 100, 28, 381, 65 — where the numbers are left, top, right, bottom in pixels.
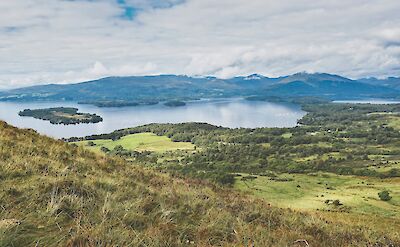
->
270, 177, 294, 182
378, 190, 392, 201
241, 175, 257, 181
332, 199, 343, 206
114, 145, 124, 152
214, 173, 235, 186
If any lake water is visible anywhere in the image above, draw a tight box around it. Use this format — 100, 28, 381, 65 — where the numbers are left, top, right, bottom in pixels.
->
333, 99, 400, 104
0, 99, 305, 138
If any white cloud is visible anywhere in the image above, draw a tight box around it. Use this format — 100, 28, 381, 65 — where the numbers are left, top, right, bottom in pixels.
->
0, 0, 399, 89
88, 61, 157, 77
0, 61, 159, 89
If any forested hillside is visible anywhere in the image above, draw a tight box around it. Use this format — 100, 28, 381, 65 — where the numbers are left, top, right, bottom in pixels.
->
1, 73, 398, 104
1, 121, 399, 246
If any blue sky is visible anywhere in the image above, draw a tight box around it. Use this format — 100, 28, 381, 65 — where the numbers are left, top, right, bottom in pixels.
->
0, 0, 399, 89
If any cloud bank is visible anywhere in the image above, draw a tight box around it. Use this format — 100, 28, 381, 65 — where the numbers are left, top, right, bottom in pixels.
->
0, 0, 399, 88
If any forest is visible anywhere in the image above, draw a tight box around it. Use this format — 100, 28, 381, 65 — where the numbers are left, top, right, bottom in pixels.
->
69, 102, 400, 185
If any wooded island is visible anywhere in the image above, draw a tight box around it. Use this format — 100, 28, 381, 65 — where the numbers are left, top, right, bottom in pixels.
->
19, 107, 103, 125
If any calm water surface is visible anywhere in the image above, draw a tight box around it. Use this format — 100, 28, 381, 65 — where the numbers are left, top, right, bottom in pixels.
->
334, 99, 400, 104
0, 99, 305, 138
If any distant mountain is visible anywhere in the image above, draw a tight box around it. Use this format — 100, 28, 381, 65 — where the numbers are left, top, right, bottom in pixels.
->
0, 73, 398, 104
359, 77, 400, 90
276, 72, 352, 84
0, 75, 238, 102
225, 74, 278, 90
265, 72, 398, 99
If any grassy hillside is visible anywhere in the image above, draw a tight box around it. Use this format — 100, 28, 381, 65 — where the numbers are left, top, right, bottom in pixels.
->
235, 172, 400, 218
1, 121, 400, 246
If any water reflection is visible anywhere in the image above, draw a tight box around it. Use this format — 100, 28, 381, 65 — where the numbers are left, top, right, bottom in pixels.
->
0, 99, 305, 138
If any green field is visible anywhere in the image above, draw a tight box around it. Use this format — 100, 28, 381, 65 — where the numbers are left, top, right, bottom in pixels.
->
74, 132, 195, 153
387, 115, 400, 130
235, 172, 400, 218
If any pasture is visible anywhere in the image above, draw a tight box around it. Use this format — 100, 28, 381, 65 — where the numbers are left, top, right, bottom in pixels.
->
74, 132, 195, 153
235, 172, 400, 218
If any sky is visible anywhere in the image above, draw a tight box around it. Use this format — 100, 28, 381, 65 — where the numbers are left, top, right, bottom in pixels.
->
0, 0, 400, 89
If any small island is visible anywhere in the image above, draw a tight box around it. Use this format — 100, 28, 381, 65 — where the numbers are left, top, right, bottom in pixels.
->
18, 107, 103, 125
164, 100, 186, 107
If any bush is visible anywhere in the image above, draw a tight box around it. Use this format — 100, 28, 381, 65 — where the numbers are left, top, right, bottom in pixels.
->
214, 173, 235, 186
332, 199, 343, 206
241, 175, 257, 181
378, 190, 392, 201
114, 145, 124, 152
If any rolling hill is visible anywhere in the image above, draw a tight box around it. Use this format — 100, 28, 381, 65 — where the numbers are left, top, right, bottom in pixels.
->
0, 73, 398, 104
265, 73, 398, 99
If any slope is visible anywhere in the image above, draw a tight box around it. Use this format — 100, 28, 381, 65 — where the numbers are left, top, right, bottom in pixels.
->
0, 121, 399, 246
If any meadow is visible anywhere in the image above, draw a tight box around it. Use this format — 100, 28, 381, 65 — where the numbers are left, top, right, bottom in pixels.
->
74, 132, 195, 153
235, 172, 400, 218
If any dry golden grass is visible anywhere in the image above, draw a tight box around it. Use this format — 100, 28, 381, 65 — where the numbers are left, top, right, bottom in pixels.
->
0, 121, 399, 246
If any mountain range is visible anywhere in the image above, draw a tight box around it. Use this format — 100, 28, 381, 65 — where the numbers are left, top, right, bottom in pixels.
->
0, 72, 399, 104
